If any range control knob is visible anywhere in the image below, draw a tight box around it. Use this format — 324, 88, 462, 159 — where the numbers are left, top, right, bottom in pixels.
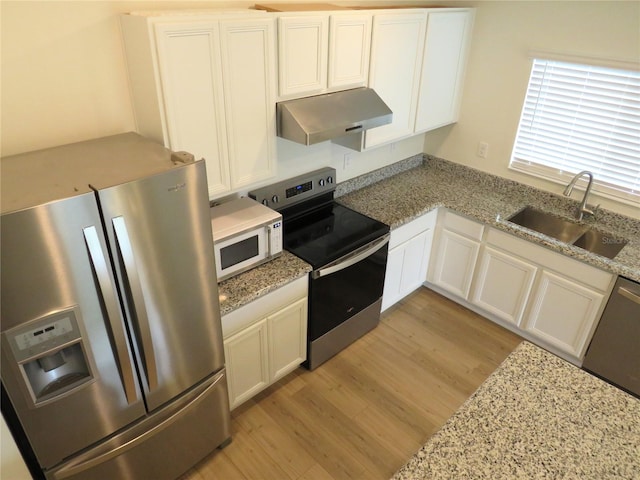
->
327, 176, 334, 184
319, 179, 326, 187
271, 195, 279, 203
262, 199, 269, 206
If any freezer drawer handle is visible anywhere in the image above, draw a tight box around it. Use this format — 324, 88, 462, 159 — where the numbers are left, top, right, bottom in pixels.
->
83, 226, 138, 404
51, 371, 227, 480
619, 286, 640, 305
112, 216, 158, 391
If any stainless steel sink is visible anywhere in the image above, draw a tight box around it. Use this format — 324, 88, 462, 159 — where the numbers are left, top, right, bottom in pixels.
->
507, 206, 588, 243
506, 206, 627, 259
572, 229, 628, 259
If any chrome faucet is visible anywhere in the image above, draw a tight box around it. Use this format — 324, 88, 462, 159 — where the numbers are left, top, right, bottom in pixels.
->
563, 171, 599, 220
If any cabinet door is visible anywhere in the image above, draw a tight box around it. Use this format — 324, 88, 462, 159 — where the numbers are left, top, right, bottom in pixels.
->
382, 243, 406, 311
268, 298, 308, 381
219, 18, 277, 189
415, 10, 473, 133
224, 319, 269, 409
524, 271, 604, 358
471, 246, 537, 326
328, 14, 372, 90
430, 229, 480, 299
278, 15, 329, 98
383, 229, 432, 311
154, 22, 230, 196
365, 12, 426, 148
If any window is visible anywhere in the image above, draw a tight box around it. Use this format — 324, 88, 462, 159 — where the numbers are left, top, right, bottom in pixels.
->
510, 58, 640, 204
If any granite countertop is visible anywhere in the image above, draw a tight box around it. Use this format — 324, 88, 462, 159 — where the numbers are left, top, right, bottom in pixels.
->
337, 156, 640, 283
392, 341, 640, 479
217, 250, 311, 316
216, 155, 639, 313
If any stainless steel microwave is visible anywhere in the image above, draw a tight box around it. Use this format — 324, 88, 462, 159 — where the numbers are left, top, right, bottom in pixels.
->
210, 197, 282, 282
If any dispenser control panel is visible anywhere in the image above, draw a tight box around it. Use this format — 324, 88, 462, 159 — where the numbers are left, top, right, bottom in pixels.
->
5, 307, 81, 363
14, 316, 73, 351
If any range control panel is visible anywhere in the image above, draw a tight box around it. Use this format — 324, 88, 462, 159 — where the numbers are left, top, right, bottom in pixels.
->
248, 167, 336, 211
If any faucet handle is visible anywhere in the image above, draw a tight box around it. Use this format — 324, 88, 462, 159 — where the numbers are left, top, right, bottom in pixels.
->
583, 203, 600, 218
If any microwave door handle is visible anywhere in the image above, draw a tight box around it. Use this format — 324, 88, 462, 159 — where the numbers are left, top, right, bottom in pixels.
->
83, 226, 139, 404
266, 225, 272, 256
313, 234, 390, 279
112, 216, 158, 391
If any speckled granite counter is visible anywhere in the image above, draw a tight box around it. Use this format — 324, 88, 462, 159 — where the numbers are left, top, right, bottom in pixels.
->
337, 156, 640, 283
392, 341, 640, 480
217, 251, 311, 316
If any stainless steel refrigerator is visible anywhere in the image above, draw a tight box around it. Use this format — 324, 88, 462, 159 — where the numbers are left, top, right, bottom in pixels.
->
0, 133, 231, 479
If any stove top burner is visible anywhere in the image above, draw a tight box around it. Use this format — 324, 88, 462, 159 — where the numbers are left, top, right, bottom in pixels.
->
284, 202, 388, 269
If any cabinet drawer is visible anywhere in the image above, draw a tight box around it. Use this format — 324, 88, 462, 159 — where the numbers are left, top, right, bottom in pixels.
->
389, 209, 437, 249
442, 210, 484, 240
486, 228, 613, 292
222, 275, 308, 338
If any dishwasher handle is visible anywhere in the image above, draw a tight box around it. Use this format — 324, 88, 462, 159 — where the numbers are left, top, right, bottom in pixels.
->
619, 286, 640, 305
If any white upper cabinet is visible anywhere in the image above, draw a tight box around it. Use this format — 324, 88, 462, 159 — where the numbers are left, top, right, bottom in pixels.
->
219, 18, 277, 188
277, 12, 372, 99
328, 14, 372, 90
415, 10, 474, 133
121, 12, 276, 198
278, 15, 329, 97
364, 8, 473, 149
153, 22, 230, 195
365, 12, 427, 149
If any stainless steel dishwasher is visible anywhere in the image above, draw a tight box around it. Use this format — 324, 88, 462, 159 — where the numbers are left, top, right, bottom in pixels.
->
583, 276, 640, 398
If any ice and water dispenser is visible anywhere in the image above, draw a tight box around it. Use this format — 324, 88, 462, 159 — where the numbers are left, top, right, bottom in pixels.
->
3, 307, 95, 406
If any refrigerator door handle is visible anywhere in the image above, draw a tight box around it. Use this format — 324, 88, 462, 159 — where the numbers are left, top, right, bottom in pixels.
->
83, 226, 139, 404
112, 216, 158, 391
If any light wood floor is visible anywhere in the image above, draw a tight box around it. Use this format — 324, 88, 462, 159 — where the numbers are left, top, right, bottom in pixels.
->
180, 287, 522, 480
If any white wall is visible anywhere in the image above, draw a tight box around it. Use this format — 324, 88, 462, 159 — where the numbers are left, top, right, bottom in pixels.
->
0, 0, 423, 193
423, 1, 640, 218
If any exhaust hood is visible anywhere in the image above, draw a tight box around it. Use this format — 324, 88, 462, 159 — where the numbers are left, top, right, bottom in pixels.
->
276, 87, 392, 147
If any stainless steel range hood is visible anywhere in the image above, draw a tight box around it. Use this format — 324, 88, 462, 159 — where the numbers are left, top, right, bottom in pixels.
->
276, 88, 392, 147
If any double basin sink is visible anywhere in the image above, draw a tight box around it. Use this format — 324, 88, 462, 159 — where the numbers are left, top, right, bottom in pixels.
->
507, 206, 628, 259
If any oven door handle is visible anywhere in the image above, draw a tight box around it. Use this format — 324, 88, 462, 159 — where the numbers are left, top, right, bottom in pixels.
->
313, 234, 390, 279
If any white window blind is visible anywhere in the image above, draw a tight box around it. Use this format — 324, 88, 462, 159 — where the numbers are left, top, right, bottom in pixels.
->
510, 58, 640, 204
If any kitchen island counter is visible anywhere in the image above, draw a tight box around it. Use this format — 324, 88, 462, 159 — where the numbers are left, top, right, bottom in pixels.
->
337, 156, 640, 283
392, 341, 640, 479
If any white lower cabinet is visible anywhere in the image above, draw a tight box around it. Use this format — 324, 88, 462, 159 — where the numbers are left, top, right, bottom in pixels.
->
424, 211, 614, 363
429, 211, 484, 300
471, 246, 537, 326
382, 211, 437, 311
523, 271, 605, 359
467, 228, 614, 362
268, 298, 308, 381
224, 319, 269, 408
222, 276, 307, 409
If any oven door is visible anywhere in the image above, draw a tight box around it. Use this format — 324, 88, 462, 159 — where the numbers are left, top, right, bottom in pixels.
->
309, 234, 389, 341
214, 226, 267, 281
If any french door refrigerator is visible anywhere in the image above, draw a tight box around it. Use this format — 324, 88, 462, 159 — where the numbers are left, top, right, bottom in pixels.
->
0, 133, 231, 479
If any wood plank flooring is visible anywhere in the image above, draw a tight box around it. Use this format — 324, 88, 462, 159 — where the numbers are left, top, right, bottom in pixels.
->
180, 287, 522, 480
